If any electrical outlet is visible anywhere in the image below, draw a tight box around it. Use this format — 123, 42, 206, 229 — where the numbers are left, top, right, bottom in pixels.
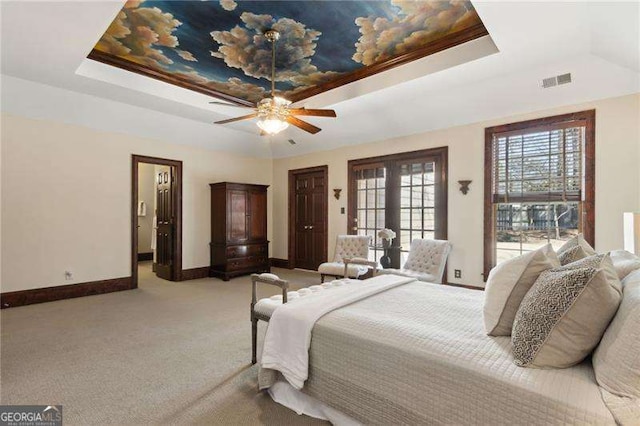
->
454, 269, 462, 279
340, 207, 345, 214
64, 271, 73, 280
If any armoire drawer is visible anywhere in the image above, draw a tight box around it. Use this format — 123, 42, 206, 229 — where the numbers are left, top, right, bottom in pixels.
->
226, 244, 267, 259
226, 256, 268, 272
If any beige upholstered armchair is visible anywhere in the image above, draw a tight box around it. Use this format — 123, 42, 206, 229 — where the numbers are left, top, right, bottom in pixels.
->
379, 239, 452, 283
318, 235, 372, 282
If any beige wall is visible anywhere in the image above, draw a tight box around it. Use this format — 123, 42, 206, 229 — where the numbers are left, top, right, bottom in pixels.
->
1, 114, 273, 292
271, 93, 640, 287
137, 163, 155, 254
2, 93, 638, 293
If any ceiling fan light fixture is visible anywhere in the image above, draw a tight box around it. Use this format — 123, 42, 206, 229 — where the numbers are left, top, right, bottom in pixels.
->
256, 97, 290, 134
213, 28, 336, 135
257, 117, 289, 134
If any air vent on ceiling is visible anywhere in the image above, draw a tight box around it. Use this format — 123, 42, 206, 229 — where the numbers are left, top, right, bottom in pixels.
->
556, 73, 572, 85
542, 73, 572, 89
542, 77, 557, 89
288, 139, 296, 145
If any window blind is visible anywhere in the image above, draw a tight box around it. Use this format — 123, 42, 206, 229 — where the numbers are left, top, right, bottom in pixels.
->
492, 121, 585, 203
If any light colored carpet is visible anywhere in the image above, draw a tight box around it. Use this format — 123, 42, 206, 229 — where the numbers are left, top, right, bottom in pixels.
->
0, 264, 328, 425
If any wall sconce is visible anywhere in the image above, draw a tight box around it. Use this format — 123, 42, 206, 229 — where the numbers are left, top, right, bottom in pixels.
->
458, 180, 472, 195
333, 188, 342, 200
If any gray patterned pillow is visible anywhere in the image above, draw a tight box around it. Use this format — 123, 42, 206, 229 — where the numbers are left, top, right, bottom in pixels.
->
558, 245, 589, 266
556, 252, 605, 270
512, 254, 622, 368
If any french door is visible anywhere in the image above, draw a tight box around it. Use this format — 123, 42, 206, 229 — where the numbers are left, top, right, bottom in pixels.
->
348, 148, 448, 268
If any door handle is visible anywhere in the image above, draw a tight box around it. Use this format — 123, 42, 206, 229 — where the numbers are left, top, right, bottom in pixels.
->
309, 225, 314, 230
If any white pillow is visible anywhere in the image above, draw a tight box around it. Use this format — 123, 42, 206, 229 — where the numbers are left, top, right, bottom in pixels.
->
609, 250, 640, 280
592, 269, 640, 424
483, 244, 560, 336
557, 234, 596, 257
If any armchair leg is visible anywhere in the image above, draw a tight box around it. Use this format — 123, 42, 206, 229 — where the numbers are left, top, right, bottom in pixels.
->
320, 274, 325, 283
251, 317, 258, 365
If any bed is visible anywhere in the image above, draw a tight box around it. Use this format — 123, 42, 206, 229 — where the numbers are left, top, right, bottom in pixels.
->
258, 278, 616, 425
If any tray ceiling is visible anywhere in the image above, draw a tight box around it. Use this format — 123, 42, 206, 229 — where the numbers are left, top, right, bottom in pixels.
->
89, 0, 488, 105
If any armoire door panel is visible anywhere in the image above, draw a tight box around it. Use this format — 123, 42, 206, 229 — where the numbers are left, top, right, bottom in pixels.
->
249, 191, 267, 241
228, 190, 248, 242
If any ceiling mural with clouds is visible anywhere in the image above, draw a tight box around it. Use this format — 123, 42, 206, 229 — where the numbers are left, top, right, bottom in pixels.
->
91, 0, 486, 104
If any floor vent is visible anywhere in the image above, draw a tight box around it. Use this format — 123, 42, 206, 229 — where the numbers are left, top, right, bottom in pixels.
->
542, 73, 572, 88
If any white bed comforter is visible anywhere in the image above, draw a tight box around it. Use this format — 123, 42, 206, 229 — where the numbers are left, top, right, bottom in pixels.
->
261, 274, 416, 389
260, 281, 616, 424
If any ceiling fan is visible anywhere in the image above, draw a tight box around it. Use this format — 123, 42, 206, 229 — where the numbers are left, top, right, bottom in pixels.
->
210, 29, 336, 135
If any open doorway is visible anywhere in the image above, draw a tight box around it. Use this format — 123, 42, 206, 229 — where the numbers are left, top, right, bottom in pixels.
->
132, 155, 183, 286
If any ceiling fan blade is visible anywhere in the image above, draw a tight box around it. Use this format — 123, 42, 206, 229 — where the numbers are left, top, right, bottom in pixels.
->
286, 116, 321, 134
214, 113, 258, 125
289, 108, 337, 118
209, 101, 253, 108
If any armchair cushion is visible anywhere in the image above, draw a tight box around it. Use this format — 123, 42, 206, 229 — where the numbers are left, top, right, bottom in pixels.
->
318, 262, 368, 278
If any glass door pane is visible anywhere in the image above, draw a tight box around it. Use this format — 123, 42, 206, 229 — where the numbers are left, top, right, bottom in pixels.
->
354, 166, 386, 263
397, 160, 437, 262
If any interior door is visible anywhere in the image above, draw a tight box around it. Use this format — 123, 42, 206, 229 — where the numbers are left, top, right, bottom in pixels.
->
293, 171, 327, 270
156, 168, 174, 280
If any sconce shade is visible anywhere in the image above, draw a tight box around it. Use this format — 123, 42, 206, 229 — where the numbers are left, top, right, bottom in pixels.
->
624, 212, 640, 255
458, 180, 472, 195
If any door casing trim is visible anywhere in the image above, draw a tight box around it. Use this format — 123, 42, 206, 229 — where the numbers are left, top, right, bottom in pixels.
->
288, 165, 329, 269
132, 155, 183, 286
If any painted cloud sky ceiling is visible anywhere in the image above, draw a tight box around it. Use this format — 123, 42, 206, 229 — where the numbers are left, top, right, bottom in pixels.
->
92, 0, 486, 104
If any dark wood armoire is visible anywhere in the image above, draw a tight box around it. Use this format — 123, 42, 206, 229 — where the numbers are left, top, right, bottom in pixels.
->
209, 182, 269, 281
